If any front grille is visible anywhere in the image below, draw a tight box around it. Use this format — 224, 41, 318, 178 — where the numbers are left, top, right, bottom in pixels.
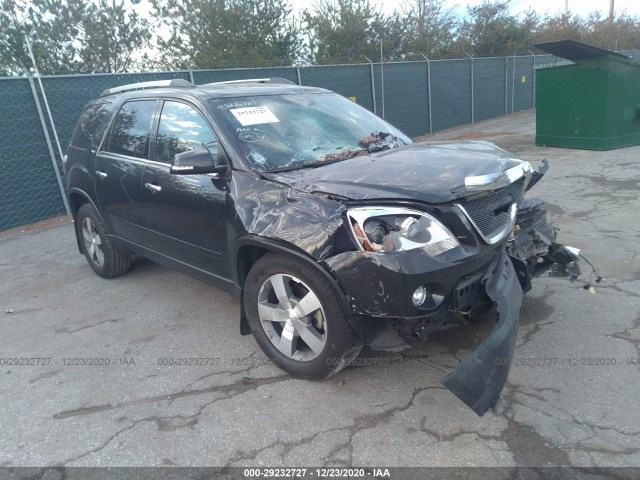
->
460, 177, 525, 241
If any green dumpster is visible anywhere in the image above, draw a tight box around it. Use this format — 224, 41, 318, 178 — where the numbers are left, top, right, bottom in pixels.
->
534, 39, 640, 150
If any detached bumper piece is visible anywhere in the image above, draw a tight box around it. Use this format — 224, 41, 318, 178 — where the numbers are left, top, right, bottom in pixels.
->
508, 197, 581, 290
442, 251, 523, 416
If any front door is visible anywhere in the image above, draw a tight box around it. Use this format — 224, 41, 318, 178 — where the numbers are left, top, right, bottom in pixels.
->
140, 100, 231, 279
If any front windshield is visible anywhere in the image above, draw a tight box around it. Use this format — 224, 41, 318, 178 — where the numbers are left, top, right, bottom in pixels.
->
209, 93, 412, 172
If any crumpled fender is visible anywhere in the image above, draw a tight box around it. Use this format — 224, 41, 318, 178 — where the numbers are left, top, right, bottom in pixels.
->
441, 251, 523, 416
230, 172, 353, 261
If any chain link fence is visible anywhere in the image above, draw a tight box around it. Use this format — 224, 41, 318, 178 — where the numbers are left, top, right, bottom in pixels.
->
1, 51, 639, 231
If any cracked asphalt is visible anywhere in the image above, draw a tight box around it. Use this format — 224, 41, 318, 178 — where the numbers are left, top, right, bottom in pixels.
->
1, 111, 639, 468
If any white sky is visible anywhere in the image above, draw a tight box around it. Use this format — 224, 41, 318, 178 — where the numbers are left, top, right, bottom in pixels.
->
133, 0, 639, 19
285, 0, 639, 17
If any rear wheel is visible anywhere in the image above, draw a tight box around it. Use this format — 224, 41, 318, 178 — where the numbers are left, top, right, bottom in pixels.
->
77, 203, 131, 278
244, 253, 362, 379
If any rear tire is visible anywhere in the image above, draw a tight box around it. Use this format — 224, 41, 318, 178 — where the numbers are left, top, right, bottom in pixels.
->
77, 203, 131, 278
244, 253, 362, 379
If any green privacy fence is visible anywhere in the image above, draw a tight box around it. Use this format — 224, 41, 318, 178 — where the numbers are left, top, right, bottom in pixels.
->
1, 52, 638, 231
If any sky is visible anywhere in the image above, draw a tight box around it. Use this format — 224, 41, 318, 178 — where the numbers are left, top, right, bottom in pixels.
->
284, 0, 639, 17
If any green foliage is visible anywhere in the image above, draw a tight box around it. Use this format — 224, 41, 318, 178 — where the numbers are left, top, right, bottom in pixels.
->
78, 0, 152, 73
536, 11, 640, 52
0, 0, 150, 75
150, 0, 302, 69
1, 0, 640, 76
400, 0, 458, 59
456, 1, 537, 56
303, 0, 383, 64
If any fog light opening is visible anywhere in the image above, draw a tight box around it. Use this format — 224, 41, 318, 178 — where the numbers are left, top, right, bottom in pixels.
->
412, 286, 428, 306
412, 285, 445, 309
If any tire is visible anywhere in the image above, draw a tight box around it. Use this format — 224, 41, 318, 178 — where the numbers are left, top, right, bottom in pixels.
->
244, 253, 362, 379
76, 203, 131, 278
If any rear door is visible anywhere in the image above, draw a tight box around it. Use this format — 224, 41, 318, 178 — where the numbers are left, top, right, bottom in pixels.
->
140, 99, 231, 278
95, 99, 158, 245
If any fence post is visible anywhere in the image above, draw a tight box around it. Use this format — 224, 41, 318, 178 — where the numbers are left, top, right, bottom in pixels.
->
379, 40, 385, 119
26, 72, 70, 215
511, 54, 516, 114
365, 56, 377, 115
421, 55, 433, 133
530, 53, 536, 109
468, 54, 474, 123
504, 57, 508, 115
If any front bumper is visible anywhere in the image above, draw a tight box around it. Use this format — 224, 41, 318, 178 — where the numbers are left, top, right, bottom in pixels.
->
325, 246, 523, 416
322, 243, 497, 321
442, 251, 522, 415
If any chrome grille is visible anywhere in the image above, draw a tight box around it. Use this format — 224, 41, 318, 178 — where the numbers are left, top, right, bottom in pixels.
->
459, 177, 525, 243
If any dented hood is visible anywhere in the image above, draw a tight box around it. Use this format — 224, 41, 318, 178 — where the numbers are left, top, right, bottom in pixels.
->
267, 141, 524, 204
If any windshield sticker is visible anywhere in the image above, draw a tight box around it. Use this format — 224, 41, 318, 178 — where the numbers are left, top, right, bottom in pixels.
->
237, 127, 266, 143
230, 106, 279, 126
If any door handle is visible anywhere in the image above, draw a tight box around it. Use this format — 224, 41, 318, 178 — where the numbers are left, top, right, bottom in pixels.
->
96, 170, 107, 179
145, 182, 162, 194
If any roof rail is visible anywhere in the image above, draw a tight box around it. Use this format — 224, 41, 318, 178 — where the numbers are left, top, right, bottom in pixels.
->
201, 77, 296, 87
99, 79, 195, 98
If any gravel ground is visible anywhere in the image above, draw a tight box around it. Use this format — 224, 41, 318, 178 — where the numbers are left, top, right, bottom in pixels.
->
1, 111, 639, 470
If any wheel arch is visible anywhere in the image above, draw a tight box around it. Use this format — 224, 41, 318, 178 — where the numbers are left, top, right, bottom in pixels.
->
234, 236, 352, 336
69, 188, 101, 254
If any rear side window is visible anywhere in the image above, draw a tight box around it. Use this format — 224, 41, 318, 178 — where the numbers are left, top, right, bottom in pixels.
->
70, 102, 112, 150
106, 100, 156, 159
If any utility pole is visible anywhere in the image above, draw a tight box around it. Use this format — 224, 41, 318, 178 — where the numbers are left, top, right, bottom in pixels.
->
608, 0, 614, 23
563, 0, 568, 20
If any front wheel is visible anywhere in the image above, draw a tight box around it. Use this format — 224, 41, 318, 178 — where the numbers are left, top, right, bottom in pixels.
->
244, 253, 362, 379
76, 203, 131, 278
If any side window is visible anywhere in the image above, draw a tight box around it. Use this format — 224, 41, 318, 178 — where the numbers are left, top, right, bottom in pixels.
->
106, 100, 156, 159
71, 102, 112, 150
155, 101, 218, 164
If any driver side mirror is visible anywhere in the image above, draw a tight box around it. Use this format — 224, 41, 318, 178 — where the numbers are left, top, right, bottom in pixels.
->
170, 147, 228, 175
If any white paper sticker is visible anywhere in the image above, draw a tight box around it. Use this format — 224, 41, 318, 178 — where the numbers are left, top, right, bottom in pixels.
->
230, 106, 280, 126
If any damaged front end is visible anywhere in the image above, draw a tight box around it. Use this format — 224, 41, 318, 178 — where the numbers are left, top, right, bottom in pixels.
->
321, 160, 581, 416
237, 138, 581, 416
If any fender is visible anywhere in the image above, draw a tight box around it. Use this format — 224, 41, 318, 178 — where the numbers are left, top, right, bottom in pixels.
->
234, 235, 353, 336
68, 187, 102, 254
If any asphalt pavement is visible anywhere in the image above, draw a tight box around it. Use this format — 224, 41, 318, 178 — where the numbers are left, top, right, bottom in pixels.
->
1, 111, 639, 469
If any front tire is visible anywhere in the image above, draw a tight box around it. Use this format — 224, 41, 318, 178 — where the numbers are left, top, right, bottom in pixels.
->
77, 203, 131, 278
244, 253, 362, 379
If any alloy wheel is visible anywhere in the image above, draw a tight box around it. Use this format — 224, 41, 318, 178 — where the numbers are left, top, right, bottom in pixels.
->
257, 274, 327, 361
82, 217, 104, 267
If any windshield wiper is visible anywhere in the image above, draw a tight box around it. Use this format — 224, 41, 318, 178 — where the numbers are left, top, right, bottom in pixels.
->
264, 157, 352, 173
264, 132, 406, 173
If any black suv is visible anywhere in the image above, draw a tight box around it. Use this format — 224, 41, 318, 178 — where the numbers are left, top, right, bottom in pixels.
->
64, 78, 576, 415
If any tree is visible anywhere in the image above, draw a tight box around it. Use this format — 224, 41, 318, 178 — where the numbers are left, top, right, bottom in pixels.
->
0, 0, 152, 75
0, 0, 83, 75
77, 0, 152, 73
533, 13, 585, 47
399, 0, 457, 59
150, 0, 302, 69
304, 0, 401, 64
582, 12, 640, 51
456, 1, 538, 57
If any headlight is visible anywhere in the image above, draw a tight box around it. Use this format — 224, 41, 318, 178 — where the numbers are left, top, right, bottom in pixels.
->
347, 207, 460, 255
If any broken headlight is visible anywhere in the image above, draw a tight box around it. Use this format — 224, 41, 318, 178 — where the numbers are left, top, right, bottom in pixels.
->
347, 207, 460, 255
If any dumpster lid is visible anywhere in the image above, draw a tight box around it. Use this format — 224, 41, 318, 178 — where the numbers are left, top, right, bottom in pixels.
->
533, 39, 628, 61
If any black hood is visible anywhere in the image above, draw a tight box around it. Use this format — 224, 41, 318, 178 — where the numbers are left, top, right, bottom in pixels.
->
267, 141, 524, 204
